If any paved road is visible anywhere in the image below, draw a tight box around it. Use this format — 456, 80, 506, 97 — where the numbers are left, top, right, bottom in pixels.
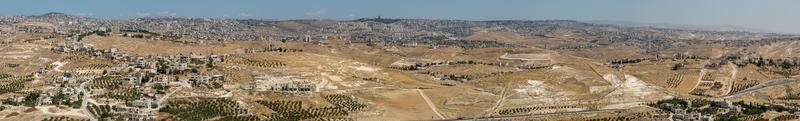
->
436, 109, 623, 121
78, 80, 97, 121
723, 78, 799, 98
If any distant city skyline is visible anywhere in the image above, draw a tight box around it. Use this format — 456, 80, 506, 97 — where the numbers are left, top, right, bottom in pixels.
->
2, 0, 800, 34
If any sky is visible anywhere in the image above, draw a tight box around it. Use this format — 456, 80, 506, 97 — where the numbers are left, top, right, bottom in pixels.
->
1, 0, 799, 34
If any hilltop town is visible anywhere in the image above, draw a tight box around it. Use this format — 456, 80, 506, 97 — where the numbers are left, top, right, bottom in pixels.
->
2, 12, 800, 121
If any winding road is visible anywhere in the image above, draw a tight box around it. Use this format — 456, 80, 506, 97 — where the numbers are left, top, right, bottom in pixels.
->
78, 80, 97, 121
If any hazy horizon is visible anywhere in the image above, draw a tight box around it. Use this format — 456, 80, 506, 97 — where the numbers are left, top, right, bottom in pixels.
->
3, 0, 799, 34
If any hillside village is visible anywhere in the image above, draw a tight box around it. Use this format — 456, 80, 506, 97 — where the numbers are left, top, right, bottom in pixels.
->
1, 13, 800, 121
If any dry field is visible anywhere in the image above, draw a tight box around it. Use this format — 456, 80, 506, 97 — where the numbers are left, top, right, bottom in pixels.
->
2, 32, 800, 120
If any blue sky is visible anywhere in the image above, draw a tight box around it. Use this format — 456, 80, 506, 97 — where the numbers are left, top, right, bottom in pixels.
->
2, 0, 800, 33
